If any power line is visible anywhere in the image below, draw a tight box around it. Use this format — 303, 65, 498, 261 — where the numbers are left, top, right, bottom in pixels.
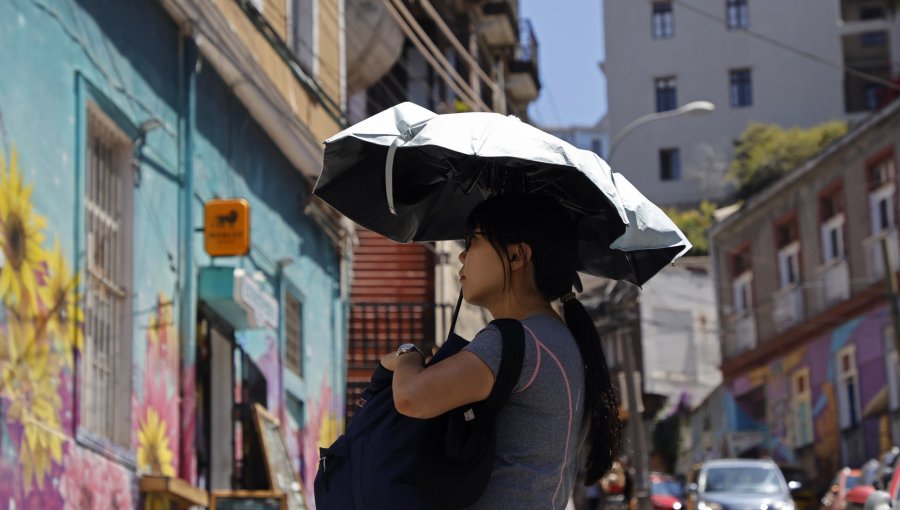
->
672, 0, 900, 92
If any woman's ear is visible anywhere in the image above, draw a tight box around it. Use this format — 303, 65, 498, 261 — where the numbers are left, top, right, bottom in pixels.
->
508, 243, 532, 270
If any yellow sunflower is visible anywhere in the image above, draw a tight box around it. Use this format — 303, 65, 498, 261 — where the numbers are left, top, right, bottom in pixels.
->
137, 408, 176, 476
42, 239, 84, 365
3, 316, 64, 490
0, 148, 47, 314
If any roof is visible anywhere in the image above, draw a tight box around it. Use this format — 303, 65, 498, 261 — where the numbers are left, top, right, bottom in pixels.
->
701, 458, 779, 469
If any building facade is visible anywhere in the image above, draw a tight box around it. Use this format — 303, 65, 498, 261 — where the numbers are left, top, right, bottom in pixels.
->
707, 99, 900, 483
0, 0, 350, 508
603, 0, 900, 207
545, 117, 609, 160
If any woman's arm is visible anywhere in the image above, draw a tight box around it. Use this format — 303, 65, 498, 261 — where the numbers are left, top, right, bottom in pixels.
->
380, 349, 494, 419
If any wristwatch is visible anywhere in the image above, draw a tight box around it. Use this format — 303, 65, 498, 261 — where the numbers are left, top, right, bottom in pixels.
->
396, 343, 424, 359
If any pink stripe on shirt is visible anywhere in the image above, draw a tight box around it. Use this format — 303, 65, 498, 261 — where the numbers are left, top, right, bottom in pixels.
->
524, 325, 575, 510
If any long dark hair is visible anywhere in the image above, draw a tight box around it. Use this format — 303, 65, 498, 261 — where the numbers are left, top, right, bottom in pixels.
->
466, 192, 622, 484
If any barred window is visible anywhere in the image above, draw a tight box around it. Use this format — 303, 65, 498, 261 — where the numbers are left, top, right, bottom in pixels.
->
730, 69, 753, 107
81, 103, 133, 446
285, 291, 304, 377
655, 77, 677, 112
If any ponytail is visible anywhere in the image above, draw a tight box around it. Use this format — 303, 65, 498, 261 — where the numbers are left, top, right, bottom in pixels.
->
563, 297, 622, 485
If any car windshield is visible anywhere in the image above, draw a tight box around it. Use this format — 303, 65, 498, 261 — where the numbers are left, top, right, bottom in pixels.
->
652, 480, 685, 498
703, 466, 786, 495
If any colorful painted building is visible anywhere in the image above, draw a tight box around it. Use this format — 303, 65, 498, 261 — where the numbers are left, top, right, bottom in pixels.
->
692, 99, 900, 487
0, 0, 350, 507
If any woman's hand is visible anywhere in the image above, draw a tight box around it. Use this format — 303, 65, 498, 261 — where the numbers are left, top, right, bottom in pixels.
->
380, 351, 399, 372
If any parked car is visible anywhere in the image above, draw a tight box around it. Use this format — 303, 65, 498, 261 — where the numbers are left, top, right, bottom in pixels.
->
688, 459, 794, 510
651, 472, 686, 510
780, 465, 817, 510
821, 468, 865, 510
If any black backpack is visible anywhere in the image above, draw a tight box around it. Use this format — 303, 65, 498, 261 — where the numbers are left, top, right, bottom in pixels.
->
314, 319, 525, 509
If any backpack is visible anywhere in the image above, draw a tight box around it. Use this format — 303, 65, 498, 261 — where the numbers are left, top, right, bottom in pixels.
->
314, 319, 526, 510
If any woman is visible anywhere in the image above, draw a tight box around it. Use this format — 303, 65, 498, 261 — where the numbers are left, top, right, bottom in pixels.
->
380, 192, 622, 509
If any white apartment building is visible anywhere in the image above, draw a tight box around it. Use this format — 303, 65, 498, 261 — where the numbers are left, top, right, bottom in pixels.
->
545, 117, 610, 159
604, 0, 900, 207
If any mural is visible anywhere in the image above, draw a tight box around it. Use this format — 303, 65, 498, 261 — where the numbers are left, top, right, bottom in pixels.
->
0, 143, 133, 508
726, 306, 891, 479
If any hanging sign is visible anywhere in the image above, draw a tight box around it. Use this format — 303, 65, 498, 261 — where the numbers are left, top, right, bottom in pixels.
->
205, 198, 251, 256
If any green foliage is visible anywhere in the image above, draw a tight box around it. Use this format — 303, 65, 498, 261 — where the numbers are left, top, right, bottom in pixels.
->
665, 201, 717, 256
728, 121, 848, 200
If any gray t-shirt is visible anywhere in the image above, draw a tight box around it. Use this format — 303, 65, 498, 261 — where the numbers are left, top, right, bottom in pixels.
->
463, 313, 586, 510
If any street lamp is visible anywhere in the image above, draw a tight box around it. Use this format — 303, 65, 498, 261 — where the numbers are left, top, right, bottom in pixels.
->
608, 101, 716, 159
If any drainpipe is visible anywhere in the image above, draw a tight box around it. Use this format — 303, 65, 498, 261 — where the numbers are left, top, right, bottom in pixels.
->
177, 33, 199, 483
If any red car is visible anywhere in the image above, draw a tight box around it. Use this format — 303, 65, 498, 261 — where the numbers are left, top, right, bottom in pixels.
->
821, 468, 872, 510
651, 472, 686, 510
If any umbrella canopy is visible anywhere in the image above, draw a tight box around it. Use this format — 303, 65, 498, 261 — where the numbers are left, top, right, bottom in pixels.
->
314, 102, 691, 286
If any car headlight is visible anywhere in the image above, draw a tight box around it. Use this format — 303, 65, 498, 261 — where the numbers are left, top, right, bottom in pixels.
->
698, 501, 723, 510
673, 503, 683, 510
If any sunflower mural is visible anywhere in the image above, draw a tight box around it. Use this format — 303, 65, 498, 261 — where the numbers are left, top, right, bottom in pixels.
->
134, 293, 180, 510
0, 145, 79, 492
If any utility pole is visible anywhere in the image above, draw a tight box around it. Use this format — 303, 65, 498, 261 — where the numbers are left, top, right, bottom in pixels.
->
613, 283, 652, 510
880, 236, 900, 355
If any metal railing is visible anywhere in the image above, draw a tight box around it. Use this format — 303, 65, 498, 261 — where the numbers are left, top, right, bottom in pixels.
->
345, 301, 454, 420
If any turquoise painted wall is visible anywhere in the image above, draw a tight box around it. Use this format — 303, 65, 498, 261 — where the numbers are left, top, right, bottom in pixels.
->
0, 0, 345, 507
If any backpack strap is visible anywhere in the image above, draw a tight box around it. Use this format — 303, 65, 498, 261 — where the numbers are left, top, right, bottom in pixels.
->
483, 319, 526, 415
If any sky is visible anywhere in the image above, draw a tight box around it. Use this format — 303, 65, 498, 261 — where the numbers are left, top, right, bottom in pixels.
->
519, 0, 607, 127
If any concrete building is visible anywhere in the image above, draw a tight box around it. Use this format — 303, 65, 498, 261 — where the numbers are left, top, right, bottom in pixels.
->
708, 98, 900, 483
640, 257, 721, 410
0, 0, 351, 507
603, 0, 900, 207
545, 117, 610, 160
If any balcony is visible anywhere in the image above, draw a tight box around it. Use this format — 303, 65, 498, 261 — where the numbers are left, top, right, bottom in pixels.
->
818, 258, 850, 307
725, 312, 757, 359
506, 19, 540, 104
478, 0, 519, 47
864, 228, 899, 282
773, 284, 805, 332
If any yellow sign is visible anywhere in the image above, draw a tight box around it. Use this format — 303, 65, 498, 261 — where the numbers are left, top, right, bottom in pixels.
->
204, 198, 250, 257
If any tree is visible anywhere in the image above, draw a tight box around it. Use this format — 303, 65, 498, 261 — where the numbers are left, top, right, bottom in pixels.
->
728, 120, 848, 200
650, 397, 691, 474
665, 201, 716, 256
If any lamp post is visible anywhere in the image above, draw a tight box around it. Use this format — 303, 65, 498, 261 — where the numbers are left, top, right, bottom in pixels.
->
606, 100, 714, 510
608, 101, 716, 159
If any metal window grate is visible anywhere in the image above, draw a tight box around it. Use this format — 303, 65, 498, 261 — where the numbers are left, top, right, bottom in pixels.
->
285, 292, 303, 377
82, 105, 130, 443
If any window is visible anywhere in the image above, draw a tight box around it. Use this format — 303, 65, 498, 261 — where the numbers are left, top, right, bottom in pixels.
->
776, 218, 800, 288
285, 291, 304, 377
591, 138, 603, 157
726, 0, 749, 29
730, 248, 752, 315
659, 148, 681, 181
820, 186, 845, 263
868, 156, 896, 235
291, 0, 317, 75
655, 77, 677, 112
81, 104, 134, 446
860, 31, 888, 47
792, 369, 814, 447
652, 1, 674, 39
836, 345, 861, 429
859, 6, 885, 20
730, 69, 753, 107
